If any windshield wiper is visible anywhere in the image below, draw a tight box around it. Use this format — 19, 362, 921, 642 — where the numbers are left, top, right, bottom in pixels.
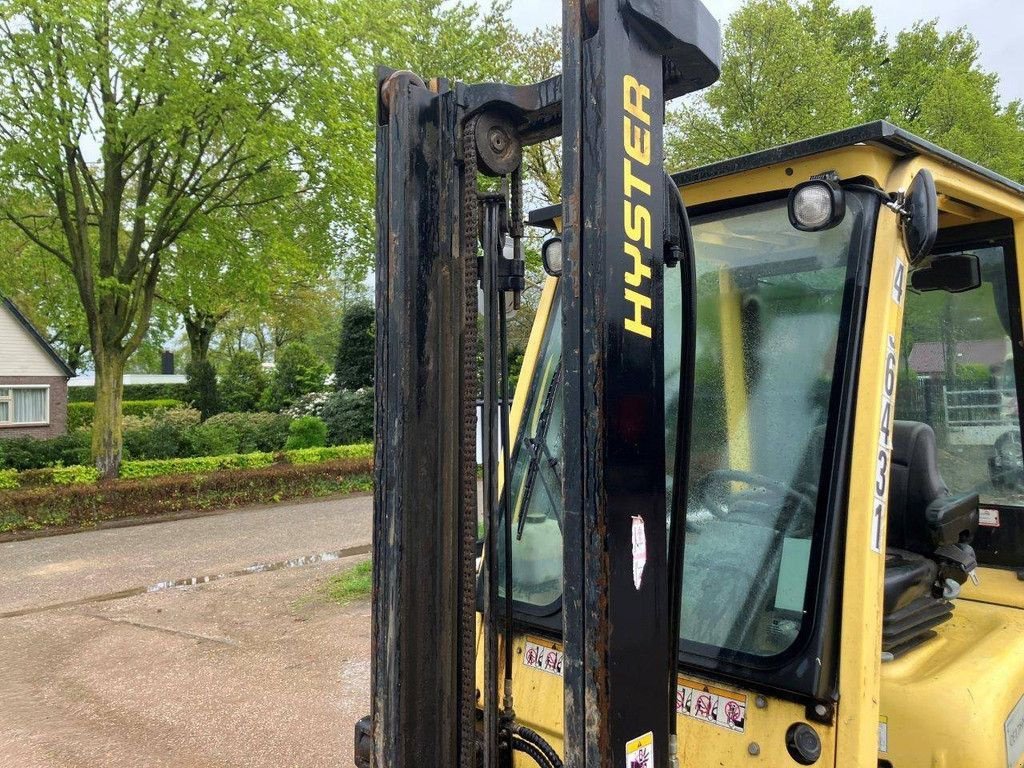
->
515, 363, 563, 540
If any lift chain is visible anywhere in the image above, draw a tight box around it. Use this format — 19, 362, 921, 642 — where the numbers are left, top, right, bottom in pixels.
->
460, 112, 481, 768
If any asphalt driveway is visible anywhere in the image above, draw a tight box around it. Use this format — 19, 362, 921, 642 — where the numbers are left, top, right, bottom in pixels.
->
0, 495, 374, 768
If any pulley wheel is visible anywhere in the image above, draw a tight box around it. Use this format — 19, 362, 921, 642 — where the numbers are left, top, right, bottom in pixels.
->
474, 111, 522, 177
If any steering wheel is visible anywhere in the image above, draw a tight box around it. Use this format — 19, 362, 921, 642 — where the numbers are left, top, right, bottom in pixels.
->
693, 469, 815, 521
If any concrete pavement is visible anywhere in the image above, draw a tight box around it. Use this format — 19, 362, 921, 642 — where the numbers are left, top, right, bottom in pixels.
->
0, 494, 375, 768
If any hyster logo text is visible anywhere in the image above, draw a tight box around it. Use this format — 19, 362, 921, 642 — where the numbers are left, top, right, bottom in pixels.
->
622, 74, 654, 339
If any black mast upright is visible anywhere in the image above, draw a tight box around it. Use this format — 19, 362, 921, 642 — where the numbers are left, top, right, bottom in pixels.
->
560, 1, 720, 766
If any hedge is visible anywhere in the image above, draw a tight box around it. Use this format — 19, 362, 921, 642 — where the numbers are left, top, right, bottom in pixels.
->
0, 443, 374, 489
67, 399, 185, 430
0, 458, 373, 535
68, 383, 190, 403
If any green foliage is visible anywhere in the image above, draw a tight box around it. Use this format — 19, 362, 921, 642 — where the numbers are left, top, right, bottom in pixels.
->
185, 359, 220, 420
122, 408, 203, 461
286, 444, 374, 465
325, 559, 373, 605
186, 422, 241, 457
68, 384, 191, 403
285, 415, 328, 450
334, 302, 375, 390
0, 433, 91, 471
203, 412, 292, 453
666, 0, 1024, 181
262, 343, 329, 411
0, 460, 374, 534
955, 363, 993, 387
67, 399, 184, 430
220, 351, 269, 413
321, 389, 374, 446
0, 442, 373, 489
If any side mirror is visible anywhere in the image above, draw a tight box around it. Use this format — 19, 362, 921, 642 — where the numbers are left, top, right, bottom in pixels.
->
910, 252, 981, 293
903, 169, 938, 265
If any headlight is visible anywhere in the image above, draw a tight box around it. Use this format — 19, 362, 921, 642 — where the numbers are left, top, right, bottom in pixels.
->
541, 236, 562, 277
788, 178, 845, 232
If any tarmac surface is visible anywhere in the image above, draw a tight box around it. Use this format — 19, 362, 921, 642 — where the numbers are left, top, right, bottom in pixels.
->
0, 495, 375, 767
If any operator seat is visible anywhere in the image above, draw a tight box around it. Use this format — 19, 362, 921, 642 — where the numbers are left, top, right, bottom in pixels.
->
881, 420, 980, 657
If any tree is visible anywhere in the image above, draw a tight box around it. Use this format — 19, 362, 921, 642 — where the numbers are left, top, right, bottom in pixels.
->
220, 350, 268, 413
185, 359, 220, 420
0, 1, 374, 477
666, 0, 1024, 182
262, 342, 329, 412
334, 302, 375, 390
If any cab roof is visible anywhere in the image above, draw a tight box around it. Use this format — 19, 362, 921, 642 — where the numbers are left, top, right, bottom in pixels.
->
527, 120, 1024, 229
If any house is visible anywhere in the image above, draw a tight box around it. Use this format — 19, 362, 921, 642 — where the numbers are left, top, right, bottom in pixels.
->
0, 298, 75, 439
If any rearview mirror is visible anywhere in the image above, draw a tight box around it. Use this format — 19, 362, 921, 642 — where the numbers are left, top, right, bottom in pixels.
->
903, 169, 938, 264
910, 252, 981, 294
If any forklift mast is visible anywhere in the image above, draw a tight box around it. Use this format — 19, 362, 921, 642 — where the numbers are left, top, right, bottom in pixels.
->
370, 1, 719, 766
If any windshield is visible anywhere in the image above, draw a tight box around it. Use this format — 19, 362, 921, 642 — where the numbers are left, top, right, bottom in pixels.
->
500, 195, 864, 660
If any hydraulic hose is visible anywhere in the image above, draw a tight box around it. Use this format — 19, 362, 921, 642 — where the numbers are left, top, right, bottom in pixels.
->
510, 723, 564, 768
511, 737, 553, 768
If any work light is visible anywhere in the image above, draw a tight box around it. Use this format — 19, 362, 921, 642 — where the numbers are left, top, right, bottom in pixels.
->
542, 236, 563, 277
788, 178, 846, 231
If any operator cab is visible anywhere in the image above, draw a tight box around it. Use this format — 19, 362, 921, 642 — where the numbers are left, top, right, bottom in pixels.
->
507, 121, 1024, 767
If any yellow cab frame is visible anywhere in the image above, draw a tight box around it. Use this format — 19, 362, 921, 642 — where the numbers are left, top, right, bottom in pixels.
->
500, 121, 1024, 768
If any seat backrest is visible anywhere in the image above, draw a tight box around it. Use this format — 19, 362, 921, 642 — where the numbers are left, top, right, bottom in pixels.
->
887, 421, 950, 554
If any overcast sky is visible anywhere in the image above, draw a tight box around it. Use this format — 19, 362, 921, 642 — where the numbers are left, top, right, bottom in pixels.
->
506, 0, 1024, 104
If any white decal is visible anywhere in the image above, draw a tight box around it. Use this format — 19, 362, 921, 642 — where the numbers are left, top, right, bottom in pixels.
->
892, 259, 907, 305
878, 717, 888, 753
631, 515, 647, 589
1006, 693, 1024, 768
625, 731, 653, 768
676, 678, 746, 733
523, 640, 563, 677
979, 508, 1001, 528
872, 334, 898, 553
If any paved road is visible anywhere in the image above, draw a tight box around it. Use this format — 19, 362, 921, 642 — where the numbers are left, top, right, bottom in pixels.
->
0, 495, 375, 768
0, 494, 373, 615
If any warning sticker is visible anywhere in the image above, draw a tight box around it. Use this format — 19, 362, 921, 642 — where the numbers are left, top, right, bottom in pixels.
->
878, 716, 888, 753
631, 515, 647, 590
625, 731, 653, 768
979, 508, 1001, 528
676, 677, 746, 733
522, 639, 563, 677
1006, 693, 1024, 768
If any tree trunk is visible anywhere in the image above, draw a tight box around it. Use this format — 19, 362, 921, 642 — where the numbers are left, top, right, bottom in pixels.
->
92, 349, 126, 481
184, 312, 218, 364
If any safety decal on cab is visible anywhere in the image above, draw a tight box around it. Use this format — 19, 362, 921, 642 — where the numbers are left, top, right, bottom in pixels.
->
522, 639, 563, 677
676, 677, 746, 733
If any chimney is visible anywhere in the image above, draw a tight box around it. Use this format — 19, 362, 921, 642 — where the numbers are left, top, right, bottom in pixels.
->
161, 350, 175, 375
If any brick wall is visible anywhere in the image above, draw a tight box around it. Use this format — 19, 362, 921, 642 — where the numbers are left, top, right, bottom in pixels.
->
0, 376, 69, 439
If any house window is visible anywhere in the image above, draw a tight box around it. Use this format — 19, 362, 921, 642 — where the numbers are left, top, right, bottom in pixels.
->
0, 386, 50, 425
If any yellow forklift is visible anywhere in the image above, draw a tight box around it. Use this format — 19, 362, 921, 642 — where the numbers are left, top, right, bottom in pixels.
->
362, 0, 1024, 765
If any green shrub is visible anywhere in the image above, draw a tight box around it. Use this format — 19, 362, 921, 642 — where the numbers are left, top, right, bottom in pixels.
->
118, 452, 277, 480
334, 301, 375, 390
0, 469, 18, 489
185, 359, 220, 420
0, 433, 91, 471
285, 415, 328, 450
67, 399, 185, 430
220, 350, 268, 413
186, 422, 241, 457
122, 407, 202, 460
203, 412, 291, 453
68, 383, 190, 403
262, 343, 329, 411
285, 444, 373, 465
321, 389, 373, 446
